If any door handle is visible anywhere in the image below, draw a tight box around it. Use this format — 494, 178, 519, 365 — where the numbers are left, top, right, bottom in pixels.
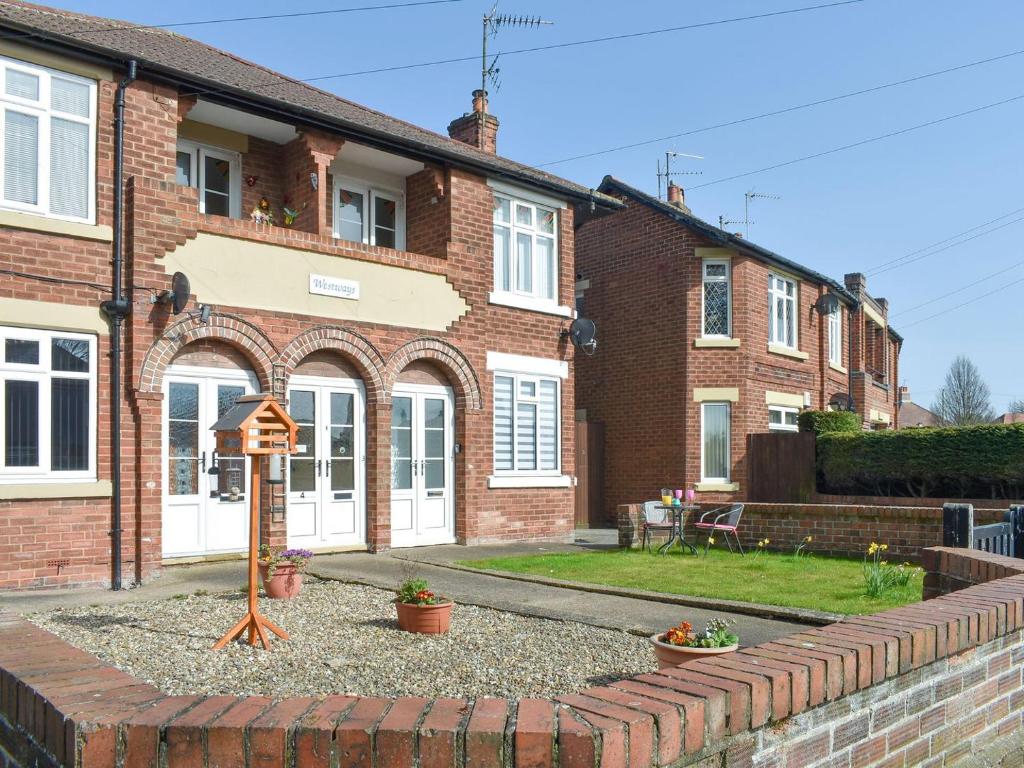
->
200, 451, 206, 472
412, 458, 418, 476
420, 459, 426, 475
316, 459, 322, 477
325, 459, 331, 477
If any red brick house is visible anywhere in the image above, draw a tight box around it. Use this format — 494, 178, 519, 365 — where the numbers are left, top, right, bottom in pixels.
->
575, 177, 902, 521
0, 2, 620, 589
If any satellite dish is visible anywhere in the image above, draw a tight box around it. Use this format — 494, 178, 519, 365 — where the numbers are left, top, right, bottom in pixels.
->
814, 293, 840, 315
564, 317, 597, 356
156, 272, 192, 314
829, 392, 854, 411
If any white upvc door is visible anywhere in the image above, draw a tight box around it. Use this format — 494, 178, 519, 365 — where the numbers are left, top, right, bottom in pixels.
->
286, 377, 366, 549
162, 366, 256, 558
390, 385, 456, 548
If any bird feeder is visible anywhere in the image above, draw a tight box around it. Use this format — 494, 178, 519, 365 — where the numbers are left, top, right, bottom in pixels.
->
209, 394, 298, 650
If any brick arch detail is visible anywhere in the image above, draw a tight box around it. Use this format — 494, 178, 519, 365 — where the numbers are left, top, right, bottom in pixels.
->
137, 313, 277, 393
278, 326, 387, 404
386, 338, 482, 411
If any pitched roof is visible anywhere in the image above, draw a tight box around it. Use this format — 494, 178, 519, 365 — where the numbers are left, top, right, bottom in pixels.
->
598, 176, 859, 304
0, 1, 617, 206
899, 401, 941, 428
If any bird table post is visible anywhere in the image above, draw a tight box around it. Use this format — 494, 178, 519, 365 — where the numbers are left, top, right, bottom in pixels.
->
208, 394, 298, 651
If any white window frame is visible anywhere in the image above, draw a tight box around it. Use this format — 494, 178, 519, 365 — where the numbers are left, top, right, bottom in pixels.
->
491, 371, 561, 477
492, 192, 559, 307
768, 405, 800, 432
828, 305, 843, 366
0, 326, 97, 483
332, 174, 406, 250
701, 258, 731, 338
0, 56, 97, 224
175, 139, 242, 219
768, 273, 798, 348
700, 401, 731, 484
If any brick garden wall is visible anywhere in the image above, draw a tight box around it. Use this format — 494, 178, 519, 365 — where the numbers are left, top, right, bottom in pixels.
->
618, 503, 1008, 562
2, 547, 1024, 767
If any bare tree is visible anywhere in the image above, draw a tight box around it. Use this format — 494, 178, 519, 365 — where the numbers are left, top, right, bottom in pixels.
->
1009, 399, 1024, 414
932, 356, 995, 425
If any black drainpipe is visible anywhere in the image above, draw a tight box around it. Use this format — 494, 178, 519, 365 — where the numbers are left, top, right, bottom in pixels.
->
100, 60, 137, 591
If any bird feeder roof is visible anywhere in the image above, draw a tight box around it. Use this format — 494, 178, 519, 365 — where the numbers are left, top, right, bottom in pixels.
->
210, 394, 298, 455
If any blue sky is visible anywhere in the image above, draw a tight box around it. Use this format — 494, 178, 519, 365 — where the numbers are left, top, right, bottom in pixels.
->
60, 0, 1024, 412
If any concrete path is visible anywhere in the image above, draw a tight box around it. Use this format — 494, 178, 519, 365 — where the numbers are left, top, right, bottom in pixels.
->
0, 531, 810, 646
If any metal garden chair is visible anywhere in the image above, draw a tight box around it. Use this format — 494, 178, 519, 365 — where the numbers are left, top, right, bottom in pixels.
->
640, 500, 674, 553
694, 503, 745, 555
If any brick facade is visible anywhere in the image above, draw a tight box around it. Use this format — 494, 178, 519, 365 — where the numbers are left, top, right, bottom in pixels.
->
575, 181, 903, 521
2, 547, 1023, 767
0, 39, 587, 588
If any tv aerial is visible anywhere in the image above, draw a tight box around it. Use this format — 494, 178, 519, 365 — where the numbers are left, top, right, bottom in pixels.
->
657, 151, 703, 200
562, 317, 597, 356
480, 5, 553, 108
742, 189, 781, 238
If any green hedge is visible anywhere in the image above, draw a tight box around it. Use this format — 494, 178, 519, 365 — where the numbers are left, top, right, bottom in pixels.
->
817, 423, 1024, 499
799, 409, 861, 435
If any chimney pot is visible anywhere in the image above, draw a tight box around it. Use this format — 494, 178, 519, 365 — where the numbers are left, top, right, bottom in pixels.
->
666, 183, 692, 214
448, 90, 499, 154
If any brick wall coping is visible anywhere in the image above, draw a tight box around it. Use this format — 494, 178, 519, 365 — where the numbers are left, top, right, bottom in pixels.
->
3, 547, 1023, 767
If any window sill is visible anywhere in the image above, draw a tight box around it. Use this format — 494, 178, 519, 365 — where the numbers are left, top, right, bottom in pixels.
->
488, 292, 573, 318
695, 338, 741, 349
488, 474, 572, 489
695, 482, 740, 493
0, 210, 112, 242
768, 344, 809, 361
0, 480, 111, 500
829, 362, 848, 374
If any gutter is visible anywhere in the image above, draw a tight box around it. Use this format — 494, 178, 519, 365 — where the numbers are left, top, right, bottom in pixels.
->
99, 59, 137, 591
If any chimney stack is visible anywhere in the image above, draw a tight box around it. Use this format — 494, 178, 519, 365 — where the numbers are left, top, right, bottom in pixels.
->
666, 183, 691, 214
447, 89, 499, 154
899, 385, 910, 403
844, 272, 867, 294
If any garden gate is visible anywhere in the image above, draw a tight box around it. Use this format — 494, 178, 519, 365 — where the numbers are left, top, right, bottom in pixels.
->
943, 503, 1024, 557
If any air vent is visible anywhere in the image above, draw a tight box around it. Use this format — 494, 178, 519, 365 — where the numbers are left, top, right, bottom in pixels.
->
46, 558, 71, 570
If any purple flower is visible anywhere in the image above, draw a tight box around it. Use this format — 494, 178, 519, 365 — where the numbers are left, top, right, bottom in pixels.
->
280, 548, 314, 560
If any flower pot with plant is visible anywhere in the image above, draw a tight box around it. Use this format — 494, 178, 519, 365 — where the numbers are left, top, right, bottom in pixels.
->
257, 546, 313, 599
395, 578, 453, 634
649, 618, 739, 668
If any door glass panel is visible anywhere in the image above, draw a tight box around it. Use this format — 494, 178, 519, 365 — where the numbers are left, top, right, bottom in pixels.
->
203, 155, 231, 217
289, 390, 316, 493
338, 188, 364, 242
391, 396, 412, 490
175, 151, 192, 186
423, 398, 446, 490
167, 382, 199, 495
216, 385, 247, 498
4, 380, 38, 467
329, 391, 355, 491
373, 195, 397, 248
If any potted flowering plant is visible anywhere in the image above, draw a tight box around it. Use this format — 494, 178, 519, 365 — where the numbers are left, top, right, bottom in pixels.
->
257, 545, 313, 599
649, 618, 739, 668
394, 578, 453, 634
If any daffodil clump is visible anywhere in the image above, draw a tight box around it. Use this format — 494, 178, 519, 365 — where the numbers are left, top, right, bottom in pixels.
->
863, 542, 918, 597
752, 538, 770, 559
793, 535, 813, 559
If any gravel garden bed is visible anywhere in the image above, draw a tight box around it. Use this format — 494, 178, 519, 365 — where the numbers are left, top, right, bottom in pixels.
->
29, 579, 655, 700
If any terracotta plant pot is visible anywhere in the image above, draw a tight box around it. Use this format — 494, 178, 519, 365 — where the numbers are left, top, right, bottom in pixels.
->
258, 562, 303, 599
395, 599, 453, 634
649, 633, 738, 669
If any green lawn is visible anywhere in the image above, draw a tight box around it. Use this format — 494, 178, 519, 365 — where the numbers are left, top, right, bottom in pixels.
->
462, 548, 923, 616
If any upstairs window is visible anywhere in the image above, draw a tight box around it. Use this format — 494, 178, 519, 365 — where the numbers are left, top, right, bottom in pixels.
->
493, 193, 558, 304
828, 305, 842, 366
702, 259, 731, 337
176, 140, 241, 218
1, 326, 96, 482
334, 177, 405, 249
768, 273, 797, 348
0, 56, 96, 223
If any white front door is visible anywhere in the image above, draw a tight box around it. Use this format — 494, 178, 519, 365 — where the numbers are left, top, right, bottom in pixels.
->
390, 385, 456, 548
162, 367, 256, 557
286, 377, 366, 549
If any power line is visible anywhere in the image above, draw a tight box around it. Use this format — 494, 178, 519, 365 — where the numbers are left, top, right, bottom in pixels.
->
898, 274, 1024, 330
538, 47, 1024, 168
867, 206, 1024, 274
690, 92, 1024, 190
891, 260, 1024, 317
870, 214, 1024, 277
299, 0, 867, 81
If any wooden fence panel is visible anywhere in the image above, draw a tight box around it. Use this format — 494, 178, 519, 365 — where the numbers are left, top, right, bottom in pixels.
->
746, 432, 816, 503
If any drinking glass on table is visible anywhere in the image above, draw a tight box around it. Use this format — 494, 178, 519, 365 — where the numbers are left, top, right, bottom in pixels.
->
661, 488, 673, 506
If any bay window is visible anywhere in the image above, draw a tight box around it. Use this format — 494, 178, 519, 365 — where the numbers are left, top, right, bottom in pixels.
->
1, 326, 96, 482
768, 273, 797, 348
702, 259, 731, 337
333, 177, 405, 249
768, 405, 799, 432
493, 192, 558, 305
0, 56, 96, 223
176, 140, 241, 218
701, 402, 731, 483
828, 305, 842, 366
493, 373, 560, 475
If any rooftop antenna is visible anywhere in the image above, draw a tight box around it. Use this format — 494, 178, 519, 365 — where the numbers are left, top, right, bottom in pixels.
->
743, 189, 781, 238
719, 214, 745, 233
480, 4, 553, 149
657, 150, 704, 200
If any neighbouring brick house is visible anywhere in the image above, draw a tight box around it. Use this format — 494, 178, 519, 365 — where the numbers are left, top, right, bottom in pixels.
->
0, 2, 621, 589
575, 177, 902, 520
899, 386, 941, 428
